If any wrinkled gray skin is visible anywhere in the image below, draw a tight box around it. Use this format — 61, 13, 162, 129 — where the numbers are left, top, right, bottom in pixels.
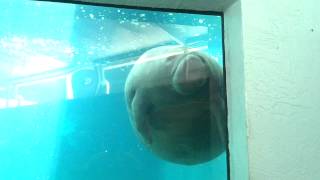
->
125, 45, 227, 165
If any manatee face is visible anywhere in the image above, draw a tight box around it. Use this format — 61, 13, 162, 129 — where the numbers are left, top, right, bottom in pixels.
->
125, 45, 226, 165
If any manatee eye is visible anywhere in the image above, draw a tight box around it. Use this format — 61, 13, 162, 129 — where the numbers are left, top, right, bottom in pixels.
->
130, 89, 136, 99
128, 88, 136, 107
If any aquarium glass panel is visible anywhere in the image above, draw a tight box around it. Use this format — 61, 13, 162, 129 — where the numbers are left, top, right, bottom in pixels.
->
0, 0, 227, 180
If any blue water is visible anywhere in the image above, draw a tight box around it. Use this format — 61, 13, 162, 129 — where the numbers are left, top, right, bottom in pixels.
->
0, 1, 227, 179
0, 94, 227, 180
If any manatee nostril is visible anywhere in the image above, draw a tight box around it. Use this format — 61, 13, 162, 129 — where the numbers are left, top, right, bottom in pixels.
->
166, 55, 178, 62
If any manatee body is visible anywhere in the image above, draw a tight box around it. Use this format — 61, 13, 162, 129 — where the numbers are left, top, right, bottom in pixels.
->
125, 45, 226, 165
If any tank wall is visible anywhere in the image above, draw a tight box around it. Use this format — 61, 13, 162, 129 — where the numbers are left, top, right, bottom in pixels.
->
224, 1, 249, 180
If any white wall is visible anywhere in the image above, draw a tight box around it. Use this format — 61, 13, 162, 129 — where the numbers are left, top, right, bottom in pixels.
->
239, 0, 320, 179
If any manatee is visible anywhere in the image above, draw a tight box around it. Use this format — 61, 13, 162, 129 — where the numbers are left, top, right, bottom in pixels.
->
124, 45, 227, 165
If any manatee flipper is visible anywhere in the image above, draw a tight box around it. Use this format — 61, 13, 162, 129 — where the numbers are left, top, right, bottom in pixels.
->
210, 95, 227, 149
172, 53, 210, 95
131, 91, 153, 145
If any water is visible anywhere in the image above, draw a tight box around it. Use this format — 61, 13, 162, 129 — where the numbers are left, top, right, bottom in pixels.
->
0, 1, 227, 179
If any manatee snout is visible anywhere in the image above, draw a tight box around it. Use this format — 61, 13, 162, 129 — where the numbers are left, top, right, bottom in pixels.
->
172, 53, 211, 95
